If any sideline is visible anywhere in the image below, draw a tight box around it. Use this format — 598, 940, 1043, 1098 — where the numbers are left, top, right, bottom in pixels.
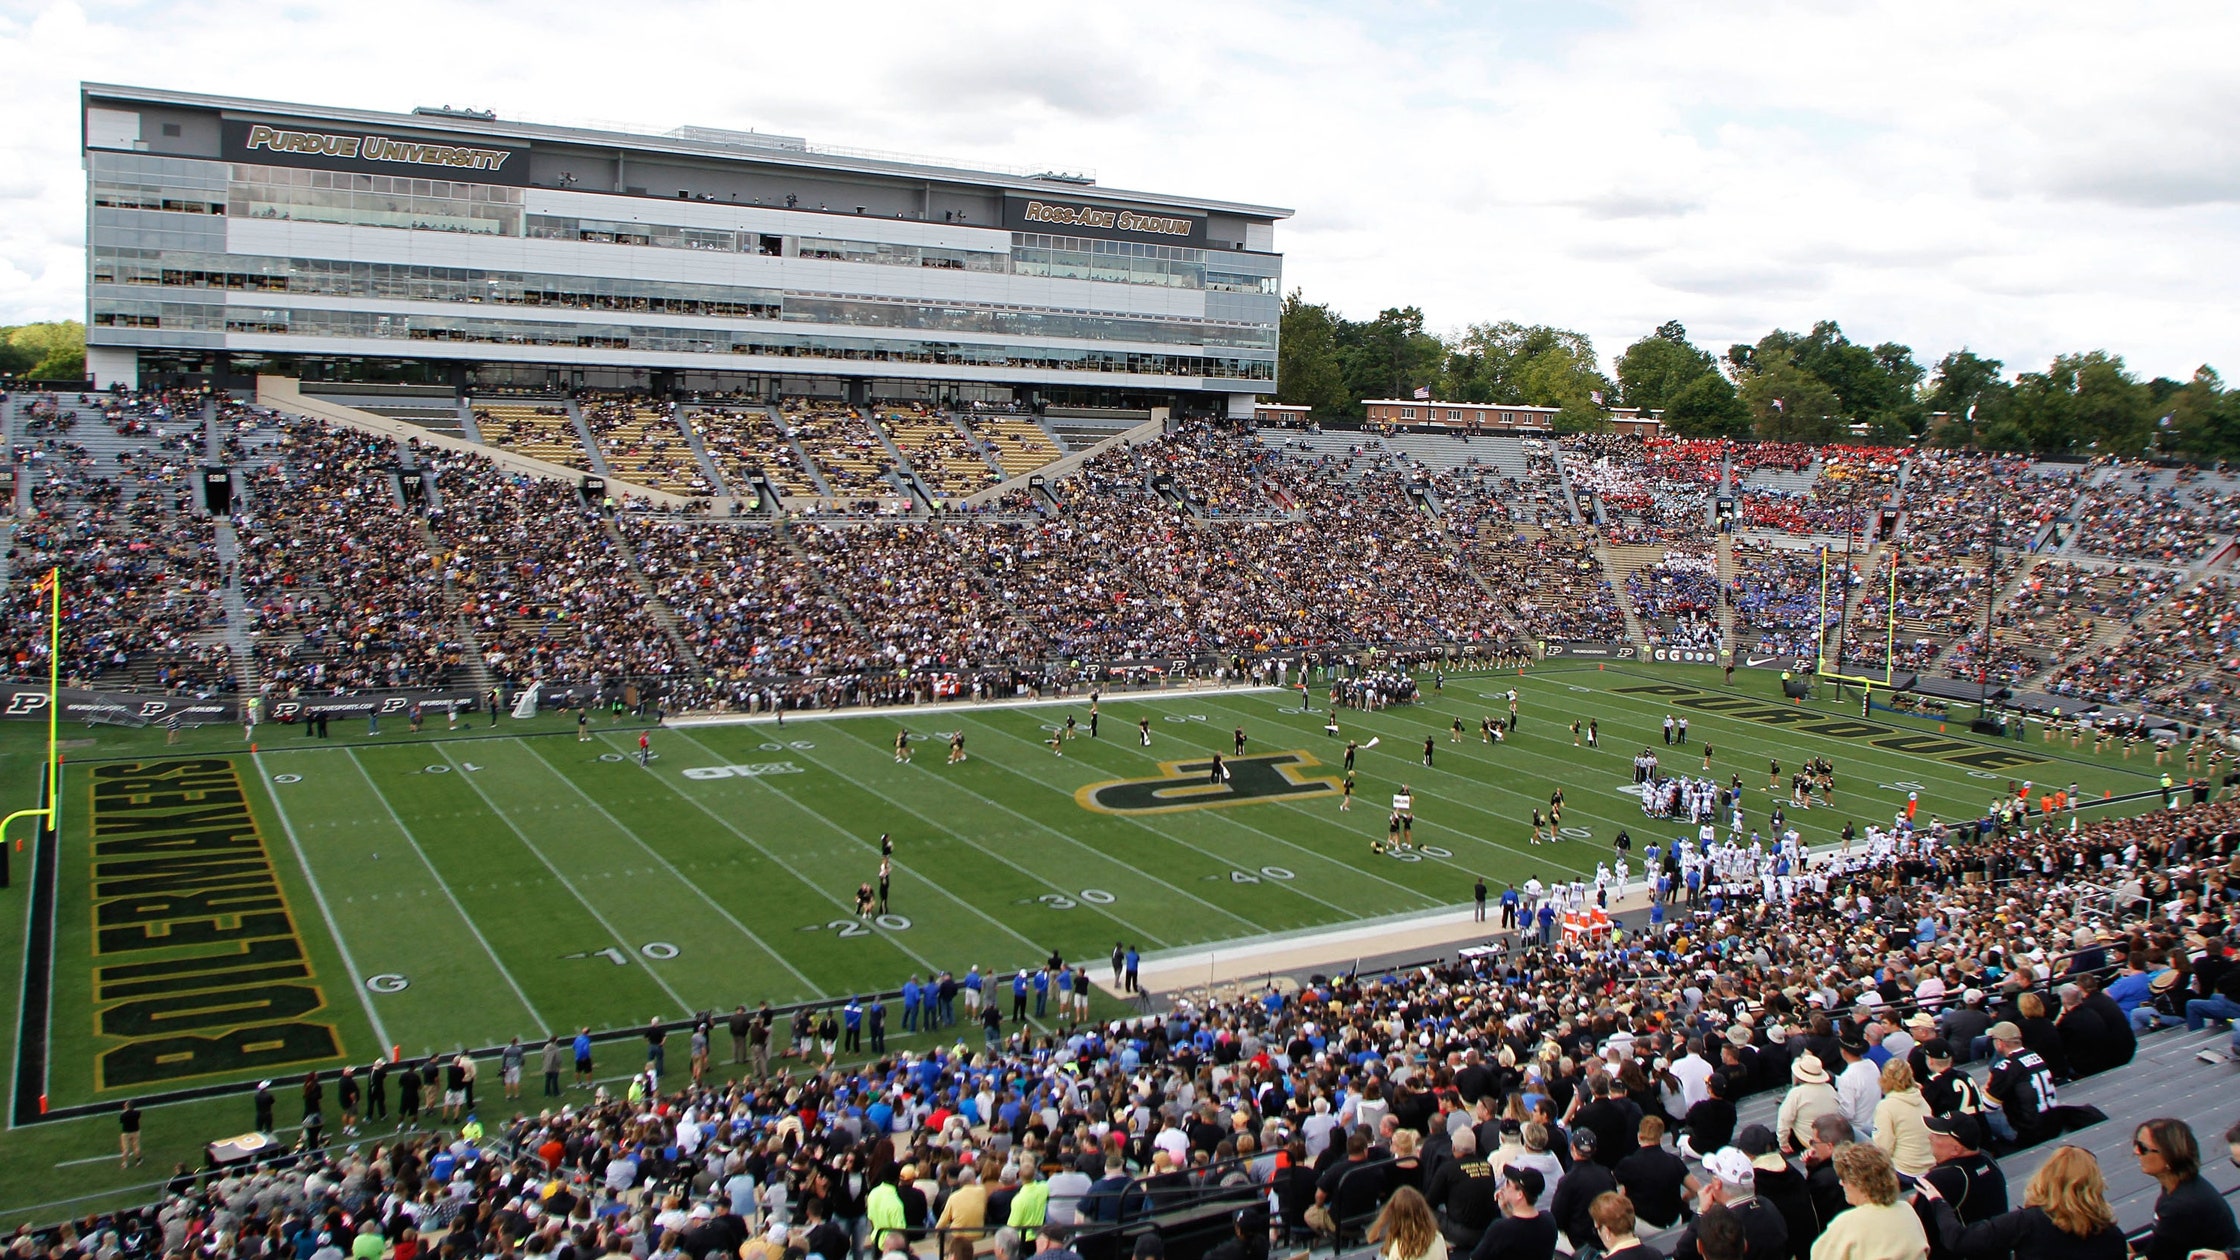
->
1107, 786, 2179, 1000
663, 682, 1289, 730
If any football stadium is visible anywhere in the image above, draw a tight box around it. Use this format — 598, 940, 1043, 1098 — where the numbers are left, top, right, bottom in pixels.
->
1, 56, 2238, 1260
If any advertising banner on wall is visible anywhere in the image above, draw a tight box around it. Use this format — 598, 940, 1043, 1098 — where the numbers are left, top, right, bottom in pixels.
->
1736, 652, 1817, 673
1648, 645, 1722, 665
0, 684, 486, 726
222, 118, 532, 187
1541, 642, 1638, 660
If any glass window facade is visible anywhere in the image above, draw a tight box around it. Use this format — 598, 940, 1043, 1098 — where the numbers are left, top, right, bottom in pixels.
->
93, 300, 1270, 379
227, 162, 522, 235
84, 128, 1281, 390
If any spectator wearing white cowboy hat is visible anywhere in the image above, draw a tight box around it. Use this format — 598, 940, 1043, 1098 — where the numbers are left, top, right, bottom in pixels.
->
1777, 1054, 1842, 1156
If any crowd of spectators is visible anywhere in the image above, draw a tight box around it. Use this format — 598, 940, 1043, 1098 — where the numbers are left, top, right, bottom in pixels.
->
1729, 541, 1838, 660
431, 456, 688, 690
23, 403, 2240, 718
581, 398, 715, 499
1468, 524, 1628, 644
2073, 469, 2240, 564
783, 407, 902, 500
2045, 577, 2240, 719
1562, 438, 1717, 548
36, 780, 2240, 1260
235, 416, 463, 695
2, 389, 233, 693
1901, 452, 2069, 573
1625, 552, 1722, 648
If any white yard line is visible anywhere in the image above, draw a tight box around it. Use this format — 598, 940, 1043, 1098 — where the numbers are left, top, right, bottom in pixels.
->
653, 728, 1066, 964
341, 748, 548, 1030
512, 741, 824, 996
250, 751, 392, 1051
430, 745, 696, 1015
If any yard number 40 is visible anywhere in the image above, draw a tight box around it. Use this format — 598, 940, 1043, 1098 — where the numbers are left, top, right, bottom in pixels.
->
564, 942, 681, 965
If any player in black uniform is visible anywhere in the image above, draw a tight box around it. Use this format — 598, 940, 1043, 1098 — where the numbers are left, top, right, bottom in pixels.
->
1423, 735, 1436, 767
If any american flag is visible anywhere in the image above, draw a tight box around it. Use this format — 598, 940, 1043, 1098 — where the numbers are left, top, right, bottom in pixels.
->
1412, 386, 1431, 400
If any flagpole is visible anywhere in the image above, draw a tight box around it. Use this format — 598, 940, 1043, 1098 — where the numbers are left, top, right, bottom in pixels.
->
1, 566, 61, 851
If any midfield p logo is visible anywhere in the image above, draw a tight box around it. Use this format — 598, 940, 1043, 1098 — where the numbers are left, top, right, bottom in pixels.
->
1077, 751, 1342, 815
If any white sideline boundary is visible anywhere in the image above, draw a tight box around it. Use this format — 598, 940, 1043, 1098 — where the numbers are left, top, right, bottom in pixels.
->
663, 681, 1296, 730
1103, 838, 1856, 1000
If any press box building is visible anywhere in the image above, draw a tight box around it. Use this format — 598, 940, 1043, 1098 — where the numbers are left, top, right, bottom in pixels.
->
78, 84, 1290, 414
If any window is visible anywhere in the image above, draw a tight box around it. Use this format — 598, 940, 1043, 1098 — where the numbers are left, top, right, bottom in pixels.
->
1401, 408, 1417, 420
161, 123, 182, 138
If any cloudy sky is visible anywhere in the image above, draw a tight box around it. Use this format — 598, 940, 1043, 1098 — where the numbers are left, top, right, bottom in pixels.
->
2, 0, 2234, 381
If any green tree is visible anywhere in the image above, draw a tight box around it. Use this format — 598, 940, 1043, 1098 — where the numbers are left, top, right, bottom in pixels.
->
1615, 321, 1717, 412
1337, 306, 1443, 409
1275, 291, 1349, 417
2162, 366, 2237, 460
1662, 372, 1752, 439
1441, 321, 1610, 406
1739, 321, 1922, 438
1741, 359, 1842, 441
2002, 351, 2150, 454
1924, 349, 2007, 447
0, 321, 85, 381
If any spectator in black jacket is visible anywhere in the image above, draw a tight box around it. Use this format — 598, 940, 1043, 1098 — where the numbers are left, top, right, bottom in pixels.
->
1682, 1072, 1739, 1159
1469, 1168, 1556, 1260
2073, 976, 2135, 1067
1426, 1128, 1501, 1249
2133, 1118, 2238, 1260
1804, 1114, 1854, 1233
1735, 1125, 1819, 1260
1618, 1117, 1694, 1230
1577, 1072, 1643, 1169
1916, 1144, 2125, 1260
1551, 1130, 1618, 1250
1916, 1115, 2007, 1244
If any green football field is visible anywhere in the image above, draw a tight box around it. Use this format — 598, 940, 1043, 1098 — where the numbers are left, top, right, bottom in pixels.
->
0, 662, 2176, 1220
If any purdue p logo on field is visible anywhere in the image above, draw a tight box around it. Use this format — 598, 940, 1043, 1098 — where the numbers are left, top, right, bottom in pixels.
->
1077, 751, 1342, 815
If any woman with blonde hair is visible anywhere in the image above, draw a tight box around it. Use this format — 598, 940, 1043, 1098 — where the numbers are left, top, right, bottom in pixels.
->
1916, 1144, 2125, 1260
1810, 1143, 1930, 1260
1367, 1185, 1446, 1260
1871, 1059, 1935, 1177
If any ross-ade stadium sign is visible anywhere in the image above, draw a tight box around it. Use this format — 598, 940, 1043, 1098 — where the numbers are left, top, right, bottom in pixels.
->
1019, 200, 1196, 238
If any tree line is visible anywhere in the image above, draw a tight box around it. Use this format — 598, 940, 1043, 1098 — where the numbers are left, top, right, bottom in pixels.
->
1275, 293, 2240, 459
0, 321, 86, 383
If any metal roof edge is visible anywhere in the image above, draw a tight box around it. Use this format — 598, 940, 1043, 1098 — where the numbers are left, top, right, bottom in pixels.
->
80, 82, 1294, 221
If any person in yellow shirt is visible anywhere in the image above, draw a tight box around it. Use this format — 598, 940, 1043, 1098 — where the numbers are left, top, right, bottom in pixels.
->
937, 1166, 989, 1241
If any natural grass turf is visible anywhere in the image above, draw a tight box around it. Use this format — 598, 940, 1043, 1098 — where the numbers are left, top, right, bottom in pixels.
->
0, 661, 2174, 1217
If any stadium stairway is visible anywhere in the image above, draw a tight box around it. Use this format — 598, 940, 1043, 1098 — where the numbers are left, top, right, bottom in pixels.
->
1552, 443, 1589, 524
1597, 537, 1652, 645
212, 520, 259, 695
672, 412, 734, 500
561, 399, 615, 479
768, 407, 837, 498
774, 519, 879, 642
1716, 532, 1738, 649
601, 516, 706, 669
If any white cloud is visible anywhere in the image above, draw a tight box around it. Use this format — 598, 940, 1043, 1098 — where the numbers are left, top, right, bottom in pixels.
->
0, 0, 2234, 381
